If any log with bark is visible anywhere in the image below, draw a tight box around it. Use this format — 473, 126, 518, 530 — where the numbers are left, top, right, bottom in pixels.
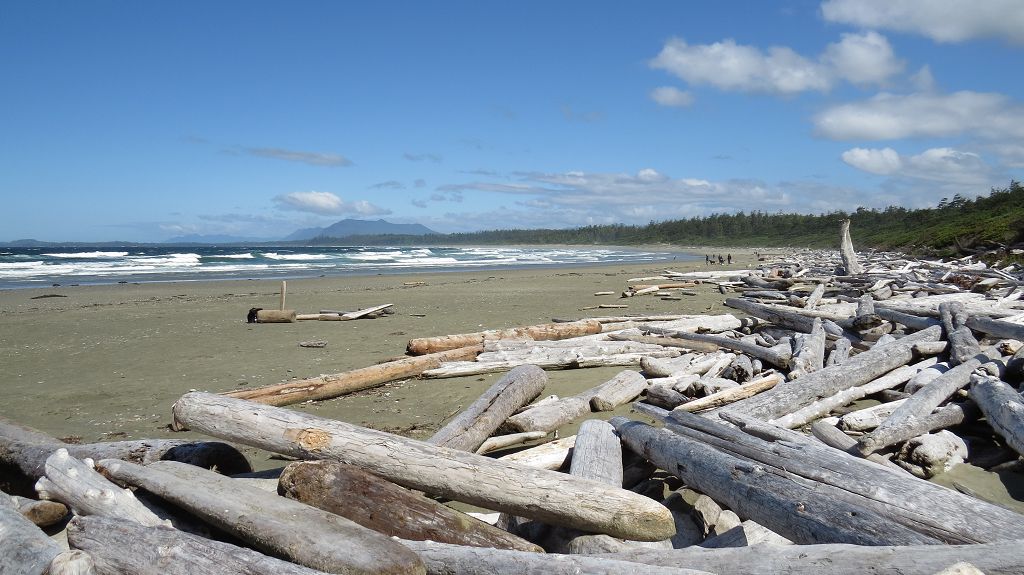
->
221, 345, 483, 406
278, 460, 542, 552
171, 392, 676, 541
427, 364, 546, 452
407, 320, 602, 355
99, 459, 425, 575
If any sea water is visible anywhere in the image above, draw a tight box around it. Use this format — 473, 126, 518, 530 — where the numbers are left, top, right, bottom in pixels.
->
0, 245, 696, 289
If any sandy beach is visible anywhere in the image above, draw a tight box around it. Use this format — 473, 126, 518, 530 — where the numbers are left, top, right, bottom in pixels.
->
0, 252, 747, 465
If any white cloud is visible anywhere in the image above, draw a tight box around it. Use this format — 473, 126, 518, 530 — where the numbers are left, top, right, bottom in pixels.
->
650, 86, 694, 107
821, 0, 1024, 44
822, 32, 903, 86
272, 191, 391, 216
841, 147, 902, 174
815, 91, 1024, 140
649, 32, 901, 95
909, 65, 936, 92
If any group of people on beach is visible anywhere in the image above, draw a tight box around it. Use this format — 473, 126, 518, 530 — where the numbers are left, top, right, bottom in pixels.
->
705, 253, 732, 265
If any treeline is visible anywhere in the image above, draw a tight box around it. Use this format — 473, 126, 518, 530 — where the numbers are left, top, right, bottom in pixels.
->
308, 181, 1024, 254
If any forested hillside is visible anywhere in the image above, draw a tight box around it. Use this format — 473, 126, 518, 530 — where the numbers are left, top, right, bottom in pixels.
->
309, 181, 1024, 255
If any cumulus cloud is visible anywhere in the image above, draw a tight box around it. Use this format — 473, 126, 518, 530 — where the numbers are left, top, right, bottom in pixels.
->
650, 86, 695, 107
649, 32, 901, 94
842, 146, 1003, 201
815, 91, 1024, 140
821, 0, 1024, 44
272, 191, 390, 216
842, 147, 902, 175
244, 147, 352, 167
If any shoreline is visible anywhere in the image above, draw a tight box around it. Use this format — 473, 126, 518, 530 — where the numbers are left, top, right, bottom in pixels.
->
0, 253, 756, 468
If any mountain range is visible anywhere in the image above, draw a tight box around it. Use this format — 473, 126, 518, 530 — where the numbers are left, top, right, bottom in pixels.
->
282, 219, 437, 241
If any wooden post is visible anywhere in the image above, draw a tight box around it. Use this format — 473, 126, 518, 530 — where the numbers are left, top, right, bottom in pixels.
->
172, 392, 676, 541
279, 280, 286, 310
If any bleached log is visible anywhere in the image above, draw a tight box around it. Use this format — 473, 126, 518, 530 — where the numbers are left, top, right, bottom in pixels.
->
223, 345, 482, 406
804, 282, 826, 309
725, 325, 942, 421
645, 383, 688, 409
788, 317, 826, 379
727, 353, 754, 382
875, 307, 942, 331
673, 373, 783, 413
858, 348, 1002, 455
940, 302, 981, 365
65, 515, 331, 575
770, 358, 938, 429
659, 330, 791, 369
422, 350, 680, 378
725, 298, 843, 338
590, 371, 648, 411
427, 365, 546, 452
839, 219, 863, 275
34, 449, 166, 527
278, 460, 541, 552
399, 539, 713, 575
172, 393, 675, 541
595, 540, 1024, 575
0, 492, 61, 575
47, 550, 95, 575
969, 373, 1024, 456
906, 362, 951, 394
495, 435, 575, 470
826, 337, 852, 366
839, 400, 907, 431
503, 396, 590, 434
407, 320, 602, 355
476, 431, 549, 455
809, 421, 907, 473
699, 520, 793, 548
965, 315, 1024, 341
606, 333, 718, 352
255, 309, 296, 323
100, 459, 424, 575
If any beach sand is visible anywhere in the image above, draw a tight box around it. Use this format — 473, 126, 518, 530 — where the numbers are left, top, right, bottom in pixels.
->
0, 253, 742, 465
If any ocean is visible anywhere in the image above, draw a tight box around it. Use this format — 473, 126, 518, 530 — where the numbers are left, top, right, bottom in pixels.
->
0, 245, 697, 289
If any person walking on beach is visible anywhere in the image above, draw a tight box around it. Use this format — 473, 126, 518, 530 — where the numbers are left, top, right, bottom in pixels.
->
705, 254, 711, 266
718, 254, 724, 265
727, 254, 732, 264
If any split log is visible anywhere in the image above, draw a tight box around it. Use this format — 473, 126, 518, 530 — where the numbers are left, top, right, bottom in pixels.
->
590, 371, 648, 411
34, 448, 166, 527
9, 496, 67, 527
858, 347, 1002, 455
399, 539, 713, 575
222, 345, 483, 406
596, 539, 1024, 575
770, 358, 938, 429
427, 365, 546, 452
672, 373, 783, 413
496, 435, 575, 470
610, 416, 936, 545
0, 492, 61, 575
969, 373, 1024, 456
476, 431, 549, 455
788, 317, 825, 379
278, 460, 541, 552
725, 325, 942, 421
100, 459, 425, 575
172, 393, 676, 541
840, 219, 863, 275
65, 515, 330, 575
255, 309, 296, 323
407, 320, 602, 355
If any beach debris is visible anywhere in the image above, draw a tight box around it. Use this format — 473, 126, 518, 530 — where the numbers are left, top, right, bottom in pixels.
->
406, 319, 603, 355
255, 309, 297, 323
298, 340, 328, 348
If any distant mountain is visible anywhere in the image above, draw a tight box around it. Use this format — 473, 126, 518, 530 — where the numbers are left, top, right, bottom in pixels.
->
162, 234, 273, 245
286, 219, 437, 241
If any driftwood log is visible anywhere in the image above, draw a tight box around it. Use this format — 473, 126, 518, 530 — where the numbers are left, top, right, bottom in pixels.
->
407, 320, 602, 355
278, 460, 542, 552
172, 392, 676, 541
969, 373, 1024, 456
0, 492, 62, 575
8, 496, 67, 528
840, 219, 863, 275
221, 345, 482, 406
427, 364, 546, 451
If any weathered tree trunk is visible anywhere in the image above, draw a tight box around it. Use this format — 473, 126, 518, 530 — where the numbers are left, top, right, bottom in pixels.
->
725, 298, 843, 336
610, 416, 936, 545
255, 309, 296, 323
35, 448, 166, 527
427, 365, 546, 452
826, 337, 852, 366
875, 307, 941, 331
809, 421, 908, 473
606, 333, 719, 353
0, 492, 61, 575
476, 432, 549, 455
503, 396, 591, 434
495, 434, 575, 470
590, 371, 648, 411
172, 393, 675, 541
840, 219, 863, 275
407, 320, 602, 355
657, 330, 791, 369
673, 373, 783, 413
725, 325, 942, 421
940, 302, 981, 365
278, 460, 541, 552
788, 317, 826, 379
965, 315, 1024, 341
596, 539, 1024, 575
803, 282, 826, 309
858, 348, 1001, 455
99, 459, 425, 575
65, 515, 332, 575
969, 373, 1024, 456
399, 539, 713, 575
222, 345, 483, 406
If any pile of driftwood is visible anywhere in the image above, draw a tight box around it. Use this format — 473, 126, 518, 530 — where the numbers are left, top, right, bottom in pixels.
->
5, 223, 1024, 574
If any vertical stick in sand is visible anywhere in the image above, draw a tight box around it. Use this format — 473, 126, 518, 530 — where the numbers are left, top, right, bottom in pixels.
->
280, 280, 287, 311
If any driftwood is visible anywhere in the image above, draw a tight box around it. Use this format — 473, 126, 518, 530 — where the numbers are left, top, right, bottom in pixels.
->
606, 332, 719, 352
427, 365, 546, 451
65, 515, 331, 575
504, 371, 645, 433
221, 345, 482, 406
255, 309, 296, 323
407, 320, 602, 355
496, 435, 576, 470
726, 325, 942, 421
9, 495, 67, 528
278, 460, 541, 552
940, 302, 982, 365
969, 373, 1024, 456
672, 373, 783, 413
0, 492, 61, 575
422, 348, 679, 378
100, 459, 424, 575
840, 220, 863, 275
657, 330, 791, 369
809, 421, 907, 473
596, 539, 1024, 575
590, 370, 648, 411
172, 392, 675, 541
965, 315, 1024, 341
788, 318, 825, 379
858, 348, 1002, 455
476, 431, 549, 455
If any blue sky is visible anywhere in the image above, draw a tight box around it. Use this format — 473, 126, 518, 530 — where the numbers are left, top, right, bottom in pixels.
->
2, 1, 1023, 242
